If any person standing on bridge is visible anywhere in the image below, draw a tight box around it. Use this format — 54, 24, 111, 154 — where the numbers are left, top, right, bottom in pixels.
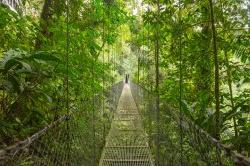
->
125, 74, 129, 83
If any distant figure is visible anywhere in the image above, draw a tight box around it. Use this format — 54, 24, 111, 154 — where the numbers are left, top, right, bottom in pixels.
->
125, 74, 129, 83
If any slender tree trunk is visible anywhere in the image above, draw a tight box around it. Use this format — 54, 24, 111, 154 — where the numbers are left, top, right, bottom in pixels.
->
209, 0, 220, 140
35, 0, 53, 50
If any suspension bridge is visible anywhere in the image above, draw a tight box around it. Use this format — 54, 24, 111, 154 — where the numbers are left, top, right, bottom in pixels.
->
1, 0, 250, 165
0, 81, 249, 166
99, 84, 153, 166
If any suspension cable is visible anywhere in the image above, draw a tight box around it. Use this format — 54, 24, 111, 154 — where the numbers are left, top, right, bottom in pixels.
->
147, 5, 150, 91
136, 1, 140, 84
141, 2, 145, 87
155, 0, 160, 165
178, 0, 184, 165
66, 0, 69, 117
102, 0, 106, 143
65, 0, 70, 164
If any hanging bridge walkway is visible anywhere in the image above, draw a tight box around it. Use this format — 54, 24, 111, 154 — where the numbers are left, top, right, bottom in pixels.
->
0, 82, 250, 166
99, 84, 153, 166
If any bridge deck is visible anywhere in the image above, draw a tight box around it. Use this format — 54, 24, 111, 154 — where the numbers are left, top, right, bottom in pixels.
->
99, 84, 154, 166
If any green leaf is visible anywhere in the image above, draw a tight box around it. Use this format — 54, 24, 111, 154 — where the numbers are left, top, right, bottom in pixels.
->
15, 117, 21, 123
30, 51, 60, 62
3, 59, 20, 71
17, 60, 32, 72
6, 75, 23, 93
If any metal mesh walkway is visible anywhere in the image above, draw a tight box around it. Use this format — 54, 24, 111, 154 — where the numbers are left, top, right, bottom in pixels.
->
99, 84, 154, 166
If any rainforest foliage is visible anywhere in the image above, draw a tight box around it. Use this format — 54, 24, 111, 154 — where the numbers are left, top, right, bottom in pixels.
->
0, 0, 249, 159
0, 0, 128, 147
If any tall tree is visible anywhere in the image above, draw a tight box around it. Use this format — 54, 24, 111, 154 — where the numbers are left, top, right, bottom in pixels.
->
35, 0, 53, 49
195, 1, 213, 115
209, 0, 220, 139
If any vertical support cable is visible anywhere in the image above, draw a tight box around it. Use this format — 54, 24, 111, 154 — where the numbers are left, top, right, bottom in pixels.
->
155, 0, 160, 165
107, 5, 111, 88
146, 4, 152, 149
102, 0, 106, 144
142, 2, 145, 87
147, 5, 150, 91
91, 2, 97, 165
178, 0, 183, 165
66, 0, 70, 164
112, 43, 115, 107
138, 57, 140, 84
66, 0, 69, 121
141, 1, 145, 117
91, 49, 96, 166
92, 84, 96, 166
112, 44, 115, 86
134, 0, 140, 85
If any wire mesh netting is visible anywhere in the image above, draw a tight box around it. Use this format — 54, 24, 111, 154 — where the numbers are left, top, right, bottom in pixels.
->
0, 81, 124, 166
130, 82, 250, 166
1, 81, 250, 166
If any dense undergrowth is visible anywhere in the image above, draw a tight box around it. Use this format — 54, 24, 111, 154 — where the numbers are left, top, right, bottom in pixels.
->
0, 0, 128, 149
129, 0, 250, 156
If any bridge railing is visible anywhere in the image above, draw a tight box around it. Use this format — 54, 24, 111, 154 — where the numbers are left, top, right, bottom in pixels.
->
0, 81, 124, 166
130, 82, 250, 166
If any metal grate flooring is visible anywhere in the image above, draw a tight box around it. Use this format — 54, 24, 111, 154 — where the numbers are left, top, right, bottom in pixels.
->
99, 84, 154, 166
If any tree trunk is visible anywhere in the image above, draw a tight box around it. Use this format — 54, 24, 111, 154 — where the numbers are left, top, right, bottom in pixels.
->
209, 0, 220, 140
195, 1, 213, 115
35, 0, 53, 50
